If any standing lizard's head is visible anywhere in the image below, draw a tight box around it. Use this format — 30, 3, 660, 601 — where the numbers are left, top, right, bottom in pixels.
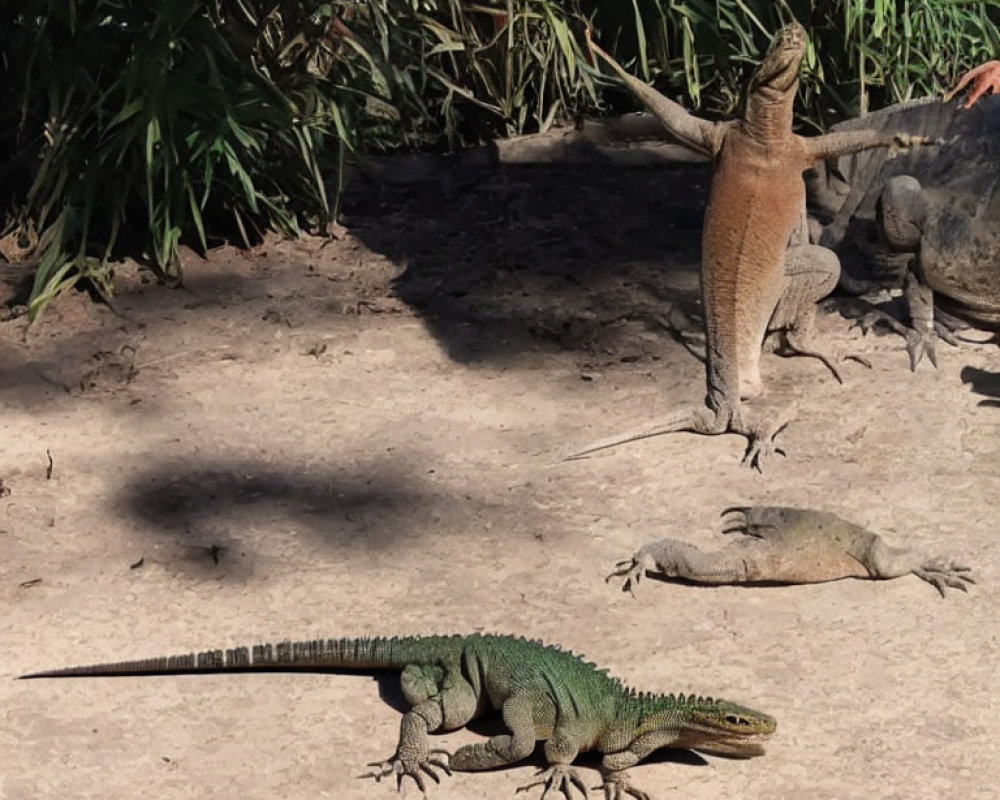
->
749, 22, 807, 96
636, 693, 777, 757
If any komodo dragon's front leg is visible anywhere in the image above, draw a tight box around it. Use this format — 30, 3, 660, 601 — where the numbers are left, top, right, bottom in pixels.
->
610, 506, 974, 597
582, 28, 725, 158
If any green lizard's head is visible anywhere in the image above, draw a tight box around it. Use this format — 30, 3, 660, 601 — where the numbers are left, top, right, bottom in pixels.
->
749, 22, 806, 95
637, 694, 777, 757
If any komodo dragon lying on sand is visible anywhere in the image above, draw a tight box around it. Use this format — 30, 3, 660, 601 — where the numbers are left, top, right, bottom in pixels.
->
808, 95, 1000, 369
566, 24, 933, 469
612, 506, 973, 598
22, 633, 776, 800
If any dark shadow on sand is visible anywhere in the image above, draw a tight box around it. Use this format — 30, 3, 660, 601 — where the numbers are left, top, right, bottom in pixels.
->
343, 162, 709, 364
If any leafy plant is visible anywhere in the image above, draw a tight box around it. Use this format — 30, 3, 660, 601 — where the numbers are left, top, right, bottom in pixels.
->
2, 1, 998, 320
581, 0, 1000, 128
5, 1, 353, 318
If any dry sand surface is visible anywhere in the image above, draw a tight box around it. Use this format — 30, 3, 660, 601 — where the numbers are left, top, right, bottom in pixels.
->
2, 163, 997, 800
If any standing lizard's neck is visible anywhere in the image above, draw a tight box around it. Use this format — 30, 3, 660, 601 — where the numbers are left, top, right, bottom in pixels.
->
742, 84, 797, 142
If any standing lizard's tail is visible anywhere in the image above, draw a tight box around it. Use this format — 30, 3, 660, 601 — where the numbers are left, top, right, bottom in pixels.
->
561, 407, 709, 461
20, 635, 460, 678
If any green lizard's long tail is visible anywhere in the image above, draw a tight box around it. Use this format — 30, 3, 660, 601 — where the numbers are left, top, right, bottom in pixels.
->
20, 635, 464, 678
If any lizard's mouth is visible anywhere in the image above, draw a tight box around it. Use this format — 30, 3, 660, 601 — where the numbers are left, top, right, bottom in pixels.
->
674, 711, 777, 757
690, 735, 769, 758
750, 23, 806, 93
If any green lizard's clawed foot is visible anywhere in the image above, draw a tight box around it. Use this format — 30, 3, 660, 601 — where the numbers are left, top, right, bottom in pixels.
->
914, 557, 975, 598
596, 771, 651, 800
363, 749, 452, 794
516, 764, 591, 799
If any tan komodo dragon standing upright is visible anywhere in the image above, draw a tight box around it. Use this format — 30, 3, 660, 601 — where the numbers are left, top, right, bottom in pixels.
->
568, 24, 932, 469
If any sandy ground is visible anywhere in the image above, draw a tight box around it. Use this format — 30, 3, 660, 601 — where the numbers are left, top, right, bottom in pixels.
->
1, 162, 998, 800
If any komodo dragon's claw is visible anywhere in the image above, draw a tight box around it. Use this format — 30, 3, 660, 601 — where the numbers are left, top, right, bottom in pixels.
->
720, 506, 783, 537
741, 434, 787, 472
606, 557, 645, 596
719, 506, 750, 534
363, 749, 452, 794
738, 404, 796, 472
904, 327, 938, 370
852, 310, 954, 371
903, 271, 941, 370
741, 434, 788, 473
720, 506, 749, 534
914, 558, 975, 598
853, 309, 909, 338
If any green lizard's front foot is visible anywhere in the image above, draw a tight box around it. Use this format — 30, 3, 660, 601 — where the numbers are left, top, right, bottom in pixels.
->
363, 749, 452, 794
914, 557, 975, 598
598, 771, 651, 800
516, 764, 591, 799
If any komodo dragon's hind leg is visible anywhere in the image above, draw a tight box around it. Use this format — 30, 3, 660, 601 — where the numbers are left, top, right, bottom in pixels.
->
769, 222, 872, 382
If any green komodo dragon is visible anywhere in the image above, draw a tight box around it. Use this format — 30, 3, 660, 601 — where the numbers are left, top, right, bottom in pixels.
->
612, 506, 974, 597
567, 24, 932, 469
21, 633, 777, 800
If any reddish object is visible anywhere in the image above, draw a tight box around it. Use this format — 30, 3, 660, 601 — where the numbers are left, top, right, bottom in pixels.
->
945, 60, 1000, 108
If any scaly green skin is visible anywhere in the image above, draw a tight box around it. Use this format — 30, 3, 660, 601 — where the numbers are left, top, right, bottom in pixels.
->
21, 633, 776, 799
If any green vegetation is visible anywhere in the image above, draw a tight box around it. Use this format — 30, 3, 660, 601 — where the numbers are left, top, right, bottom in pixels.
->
586, 1, 1000, 127
1, 1, 998, 319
